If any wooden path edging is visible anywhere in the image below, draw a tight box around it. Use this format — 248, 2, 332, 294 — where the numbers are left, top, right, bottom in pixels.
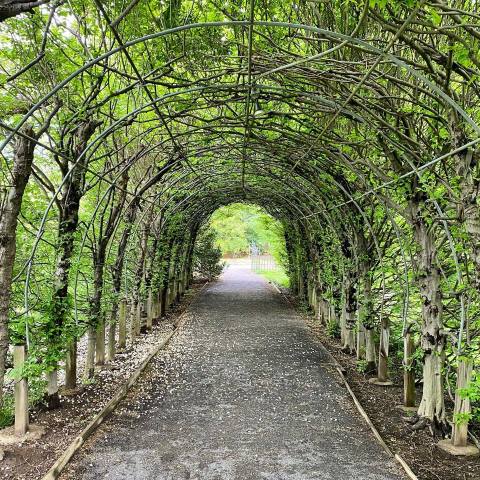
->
336, 366, 418, 480
266, 278, 418, 480
42, 283, 207, 480
42, 278, 417, 480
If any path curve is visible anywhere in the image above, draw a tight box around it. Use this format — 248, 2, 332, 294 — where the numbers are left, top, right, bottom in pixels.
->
65, 263, 405, 480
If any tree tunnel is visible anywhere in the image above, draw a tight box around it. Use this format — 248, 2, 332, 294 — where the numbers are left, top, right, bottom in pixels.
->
1, 0, 480, 458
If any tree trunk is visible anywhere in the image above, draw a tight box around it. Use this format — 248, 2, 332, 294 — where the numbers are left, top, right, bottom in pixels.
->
107, 314, 116, 361
146, 290, 153, 331
64, 341, 77, 390
377, 317, 390, 382
0, 125, 35, 407
356, 324, 366, 360
452, 359, 473, 447
403, 328, 416, 408
129, 301, 137, 342
357, 231, 377, 368
410, 193, 445, 426
365, 328, 376, 373
83, 326, 96, 380
453, 130, 480, 293
117, 298, 127, 350
88, 258, 104, 371
132, 213, 151, 321
91, 171, 130, 365
95, 318, 105, 366
342, 272, 356, 354
54, 119, 100, 391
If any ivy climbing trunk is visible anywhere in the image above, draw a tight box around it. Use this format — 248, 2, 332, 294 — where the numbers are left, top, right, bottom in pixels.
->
0, 125, 35, 407
87, 170, 129, 370
360, 262, 376, 373
409, 191, 445, 428
54, 119, 100, 392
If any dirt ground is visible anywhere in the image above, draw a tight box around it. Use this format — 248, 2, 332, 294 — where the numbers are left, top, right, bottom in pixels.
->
302, 308, 480, 480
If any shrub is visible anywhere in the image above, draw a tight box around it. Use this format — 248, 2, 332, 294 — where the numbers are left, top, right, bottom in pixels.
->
356, 359, 369, 373
193, 229, 225, 281
0, 393, 14, 429
327, 318, 341, 339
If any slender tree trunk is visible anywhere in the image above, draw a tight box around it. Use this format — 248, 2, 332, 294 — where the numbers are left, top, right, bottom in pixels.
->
64, 341, 76, 390
359, 264, 376, 373
86, 259, 104, 372
377, 317, 390, 382
342, 272, 356, 354
92, 171, 131, 363
83, 326, 96, 380
453, 130, 480, 290
0, 126, 35, 407
403, 327, 416, 408
452, 143, 477, 443
452, 359, 473, 447
95, 317, 105, 365
356, 324, 366, 360
365, 328, 376, 373
132, 213, 151, 333
54, 120, 100, 392
144, 233, 159, 329
107, 309, 116, 361
111, 200, 138, 343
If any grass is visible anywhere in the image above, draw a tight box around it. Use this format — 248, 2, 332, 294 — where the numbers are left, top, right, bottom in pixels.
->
0, 393, 14, 429
256, 269, 290, 288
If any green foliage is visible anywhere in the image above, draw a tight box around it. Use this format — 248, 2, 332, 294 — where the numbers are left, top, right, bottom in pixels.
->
209, 203, 287, 266
0, 376, 47, 424
356, 359, 369, 374
193, 229, 225, 281
458, 371, 480, 423
0, 394, 14, 429
453, 411, 473, 426
327, 319, 341, 339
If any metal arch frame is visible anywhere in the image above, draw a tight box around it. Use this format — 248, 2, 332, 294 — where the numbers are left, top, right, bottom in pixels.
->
90, 167, 408, 347
142, 156, 415, 336
3, 19, 479, 156
24, 122, 413, 332
113, 157, 397, 322
15, 79, 382, 292
2, 15, 475, 354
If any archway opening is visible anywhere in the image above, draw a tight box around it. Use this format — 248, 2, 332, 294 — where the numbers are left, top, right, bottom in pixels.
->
194, 202, 289, 287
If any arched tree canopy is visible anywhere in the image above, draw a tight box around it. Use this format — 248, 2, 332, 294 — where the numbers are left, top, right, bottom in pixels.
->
1, 0, 480, 438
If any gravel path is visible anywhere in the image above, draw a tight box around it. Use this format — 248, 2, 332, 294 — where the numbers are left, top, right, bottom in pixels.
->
66, 264, 405, 480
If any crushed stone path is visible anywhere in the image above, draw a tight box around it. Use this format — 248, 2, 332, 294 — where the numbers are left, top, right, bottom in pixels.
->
65, 263, 405, 480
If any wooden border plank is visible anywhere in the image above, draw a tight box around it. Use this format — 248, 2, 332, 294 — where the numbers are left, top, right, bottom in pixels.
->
42, 283, 207, 480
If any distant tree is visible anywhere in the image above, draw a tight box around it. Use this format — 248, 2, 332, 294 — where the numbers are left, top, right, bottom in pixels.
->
193, 229, 225, 281
209, 203, 287, 263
